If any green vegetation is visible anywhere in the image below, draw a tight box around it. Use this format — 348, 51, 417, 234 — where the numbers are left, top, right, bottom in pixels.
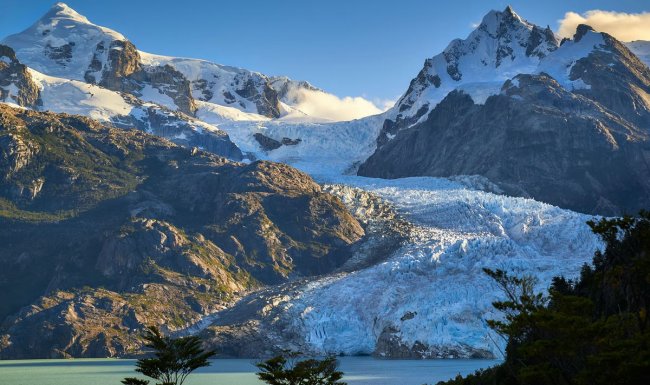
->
121, 326, 215, 385
0, 197, 74, 221
1, 115, 141, 219
439, 211, 650, 385
256, 352, 346, 385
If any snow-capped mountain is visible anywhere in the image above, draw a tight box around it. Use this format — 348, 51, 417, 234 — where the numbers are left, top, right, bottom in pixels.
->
359, 23, 650, 215
2, 3, 127, 83
378, 6, 559, 145
0, 44, 242, 159
1, 3, 362, 124
1, 3, 274, 117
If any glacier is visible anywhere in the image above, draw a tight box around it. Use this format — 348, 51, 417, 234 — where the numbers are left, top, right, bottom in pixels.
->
184, 111, 603, 357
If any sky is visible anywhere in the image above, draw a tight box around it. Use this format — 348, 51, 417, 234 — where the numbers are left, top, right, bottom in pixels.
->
1, 0, 648, 108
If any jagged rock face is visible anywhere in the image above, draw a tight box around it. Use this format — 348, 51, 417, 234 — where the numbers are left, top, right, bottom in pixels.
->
80, 26, 198, 116
0, 45, 40, 108
0, 105, 363, 358
373, 326, 493, 359
359, 74, 650, 215
0, 116, 40, 180
567, 28, 650, 128
234, 76, 281, 118
134, 65, 198, 116
378, 6, 559, 148
90, 40, 141, 90
152, 56, 285, 119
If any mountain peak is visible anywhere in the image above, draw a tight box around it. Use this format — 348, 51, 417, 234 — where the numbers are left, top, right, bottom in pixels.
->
574, 24, 596, 42
477, 6, 528, 36
503, 5, 520, 19
41, 2, 90, 24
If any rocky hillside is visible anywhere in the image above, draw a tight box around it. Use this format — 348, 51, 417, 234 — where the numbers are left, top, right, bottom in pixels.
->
0, 104, 363, 358
360, 24, 650, 215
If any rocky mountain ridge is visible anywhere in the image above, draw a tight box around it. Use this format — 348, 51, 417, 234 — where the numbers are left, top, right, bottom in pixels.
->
1, 2, 345, 123
0, 44, 244, 160
377, 6, 560, 147
361, 18, 650, 215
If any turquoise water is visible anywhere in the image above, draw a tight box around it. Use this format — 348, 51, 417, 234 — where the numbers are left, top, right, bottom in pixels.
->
0, 357, 500, 385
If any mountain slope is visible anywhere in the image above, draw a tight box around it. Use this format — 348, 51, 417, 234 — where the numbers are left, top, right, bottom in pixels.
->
0, 44, 243, 159
359, 22, 650, 215
0, 104, 364, 358
1, 3, 282, 118
377, 6, 559, 147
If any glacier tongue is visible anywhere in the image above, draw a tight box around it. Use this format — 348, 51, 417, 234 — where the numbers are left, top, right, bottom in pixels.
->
274, 176, 601, 358
198, 172, 601, 358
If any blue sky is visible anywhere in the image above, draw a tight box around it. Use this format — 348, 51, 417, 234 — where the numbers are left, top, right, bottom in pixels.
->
1, 0, 647, 104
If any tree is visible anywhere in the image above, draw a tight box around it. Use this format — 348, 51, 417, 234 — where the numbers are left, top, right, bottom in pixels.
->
121, 326, 215, 385
482, 268, 546, 345
437, 211, 650, 385
256, 351, 346, 385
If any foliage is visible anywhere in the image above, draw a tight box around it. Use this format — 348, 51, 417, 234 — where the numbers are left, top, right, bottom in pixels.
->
256, 351, 346, 385
121, 326, 215, 385
121, 378, 150, 385
438, 211, 650, 385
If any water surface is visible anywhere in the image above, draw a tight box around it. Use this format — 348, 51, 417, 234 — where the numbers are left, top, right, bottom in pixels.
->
0, 357, 500, 385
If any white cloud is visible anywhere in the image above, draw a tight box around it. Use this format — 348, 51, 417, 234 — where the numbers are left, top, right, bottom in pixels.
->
558, 10, 650, 41
374, 98, 396, 111
286, 88, 391, 122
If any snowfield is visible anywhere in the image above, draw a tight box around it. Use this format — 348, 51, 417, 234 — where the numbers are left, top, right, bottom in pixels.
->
217, 114, 386, 175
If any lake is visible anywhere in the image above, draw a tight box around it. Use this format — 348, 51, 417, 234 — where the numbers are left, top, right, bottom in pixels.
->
0, 357, 500, 385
